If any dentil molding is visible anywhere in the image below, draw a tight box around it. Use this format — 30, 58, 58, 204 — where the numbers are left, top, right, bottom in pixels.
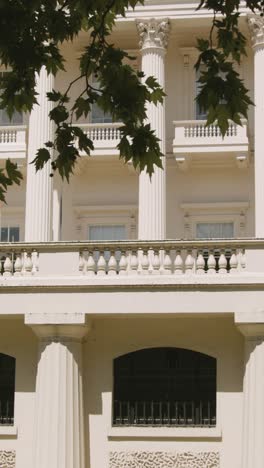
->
109, 451, 220, 468
248, 15, 264, 49
136, 18, 170, 50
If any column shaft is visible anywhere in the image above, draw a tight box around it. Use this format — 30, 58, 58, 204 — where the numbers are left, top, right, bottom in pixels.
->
25, 67, 54, 241
248, 16, 264, 236
137, 19, 169, 240
34, 337, 85, 468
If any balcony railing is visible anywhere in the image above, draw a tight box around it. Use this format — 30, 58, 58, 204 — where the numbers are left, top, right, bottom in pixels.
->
0, 400, 14, 426
0, 239, 253, 279
0, 125, 27, 158
113, 400, 216, 427
79, 123, 122, 156
173, 119, 249, 155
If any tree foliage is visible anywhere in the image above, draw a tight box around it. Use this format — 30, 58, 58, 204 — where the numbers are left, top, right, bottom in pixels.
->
0, 0, 263, 202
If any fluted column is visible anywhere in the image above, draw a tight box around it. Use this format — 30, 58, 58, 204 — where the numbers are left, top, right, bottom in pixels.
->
248, 16, 264, 237
236, 313, 264, 468
27, 315, 89, 468
25, 68, 54, 241
137, 19, 170, 239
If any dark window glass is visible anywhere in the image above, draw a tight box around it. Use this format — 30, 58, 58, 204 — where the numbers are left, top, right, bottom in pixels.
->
0, 353, 15, 425
113, 347, 216, 427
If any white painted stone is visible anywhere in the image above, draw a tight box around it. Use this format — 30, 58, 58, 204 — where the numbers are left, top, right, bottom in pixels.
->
25, 68, 54, 241
137, 19, 170, 240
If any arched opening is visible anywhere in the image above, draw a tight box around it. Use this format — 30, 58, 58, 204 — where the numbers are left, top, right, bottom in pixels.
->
113, 347, 216, 427
0, 353, 16, 425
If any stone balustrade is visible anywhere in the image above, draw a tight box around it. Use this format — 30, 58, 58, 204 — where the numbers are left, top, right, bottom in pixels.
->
173, 120, 249, 156
0, 240, 255, 279
78, 123, 122, 156
0, 125, 27, 159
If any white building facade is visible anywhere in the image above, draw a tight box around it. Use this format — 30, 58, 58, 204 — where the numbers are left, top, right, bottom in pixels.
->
0, 2, 264, 467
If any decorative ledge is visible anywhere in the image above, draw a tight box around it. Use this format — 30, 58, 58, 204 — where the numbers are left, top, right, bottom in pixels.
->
0, 425, 17, 437
108, 425, 222, 439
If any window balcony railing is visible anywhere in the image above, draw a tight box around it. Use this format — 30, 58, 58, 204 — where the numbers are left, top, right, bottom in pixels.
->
173, 119, 249, 156
0, 125, 27, 159
113, 400, 216, 427
0, 400, 14, 426
79, 123, 122, 156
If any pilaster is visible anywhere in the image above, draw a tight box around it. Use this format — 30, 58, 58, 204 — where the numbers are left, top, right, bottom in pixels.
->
248, 15, 264, 237
25, 67, 54, 241
137, 19, 170, 240
236, 311, 264, 468
26, 313, 90, 468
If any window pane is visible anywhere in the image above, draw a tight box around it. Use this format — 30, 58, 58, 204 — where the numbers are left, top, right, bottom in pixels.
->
0, 228, 8, 242
0, 73, 23, 125
196, 222, 234, 239
89, 225, 126, 241
9, 227, 19, 242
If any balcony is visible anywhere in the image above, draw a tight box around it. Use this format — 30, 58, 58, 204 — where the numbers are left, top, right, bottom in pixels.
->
0, 239, 260, 282
173, 120, 249, 167
0, 125, 27, 159
79, 123, 121, 157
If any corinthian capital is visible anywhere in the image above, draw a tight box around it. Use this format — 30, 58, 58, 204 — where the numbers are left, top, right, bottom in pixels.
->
248, 15, 264, 49
136, 18, 170, 51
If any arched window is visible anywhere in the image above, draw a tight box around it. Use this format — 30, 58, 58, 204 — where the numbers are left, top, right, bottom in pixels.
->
113, 347, 216, 427
0, 353, 15, 425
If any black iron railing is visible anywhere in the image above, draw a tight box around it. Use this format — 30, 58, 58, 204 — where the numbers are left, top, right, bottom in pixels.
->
113, 400, 216, 427
0, 401, 14, 425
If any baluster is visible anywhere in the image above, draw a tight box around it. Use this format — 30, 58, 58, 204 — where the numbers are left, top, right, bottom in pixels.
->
119, 250, 127, 275
79, 251, 85, 274
24, 251, 33, 276
14, 253, 22, 276
185, 250, 194, 275
230, 249, 238, 274
31, 249, 39, 274
108, 250, 117, 276
163, 249, 172, 274
97, 250, 107, 276
152, 249, 161, 275
207, 250, 216, 274
196, 250, 205, 274
218, 250, 227, 274
141, 249, 150, 275
86, 251, 96, 276
240, 249, 246, 270
3, 254, 12, 276
130, 250, 139, 275
174, 249, 183, 275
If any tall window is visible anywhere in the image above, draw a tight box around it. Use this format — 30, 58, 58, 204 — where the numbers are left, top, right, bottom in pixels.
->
0, 226, 20, 242
0, 353, 15, 425
0, 72, 23, 126
113, 347, 216, 427
91, 76, 112, 124
196, 222, 234, 239
195, 65, 207, 120
89, 225, 126, 241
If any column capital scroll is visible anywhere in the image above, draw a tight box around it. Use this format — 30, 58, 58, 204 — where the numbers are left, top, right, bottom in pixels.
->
248, 14, 264, 50
136, 18, 170, 52
235, 310, 264, 338
25, 312, 91, 342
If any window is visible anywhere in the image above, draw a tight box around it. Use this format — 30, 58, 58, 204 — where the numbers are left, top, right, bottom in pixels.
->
0, 353, 15, 425
91, 76, 112, 124
195, 65, 207, 120
0, 72, 23, 126
89, 225, 126, 241
113, 348, 216, 427
0, 226, 20, 242
196, 222, 234, 239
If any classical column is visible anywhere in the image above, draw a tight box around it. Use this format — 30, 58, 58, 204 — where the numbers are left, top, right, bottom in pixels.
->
25, 67, 54, 241
236, 313, 264, 468
26, 314, 89, 468
248, 16, 264, 237
136, 19, 170, 239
